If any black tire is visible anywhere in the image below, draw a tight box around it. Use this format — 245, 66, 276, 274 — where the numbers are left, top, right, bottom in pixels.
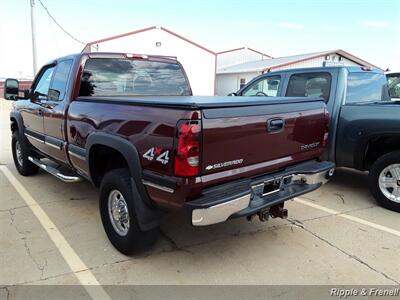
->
99, 168, 159, 255
11, 131, 39, 176
368, 151, 400, 212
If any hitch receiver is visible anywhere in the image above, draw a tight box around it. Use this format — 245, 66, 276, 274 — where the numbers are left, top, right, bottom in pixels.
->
257, 208, 270, 222
270, 203, 288, 219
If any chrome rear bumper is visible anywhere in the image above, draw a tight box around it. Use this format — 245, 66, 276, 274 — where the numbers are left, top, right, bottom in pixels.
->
189, 161, 335, 226
192, 194, 251, 226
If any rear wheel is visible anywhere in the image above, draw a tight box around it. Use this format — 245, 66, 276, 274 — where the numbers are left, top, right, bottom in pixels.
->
99, 168, 159, 255
368, 151, 400, 212
11, 131, 39, 176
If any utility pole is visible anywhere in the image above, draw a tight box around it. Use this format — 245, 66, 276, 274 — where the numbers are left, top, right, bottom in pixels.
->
30, 0, 38, 76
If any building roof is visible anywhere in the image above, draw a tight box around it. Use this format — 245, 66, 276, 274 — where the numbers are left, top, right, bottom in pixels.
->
217, 49, 381, 74
84, 26, 216, 55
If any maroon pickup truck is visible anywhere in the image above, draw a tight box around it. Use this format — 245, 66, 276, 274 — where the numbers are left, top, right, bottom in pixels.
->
3, 52, 334, 254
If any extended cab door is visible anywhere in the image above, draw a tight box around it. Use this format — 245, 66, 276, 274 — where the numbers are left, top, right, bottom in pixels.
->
41, 59, 74, 163
22, 65, 56, 152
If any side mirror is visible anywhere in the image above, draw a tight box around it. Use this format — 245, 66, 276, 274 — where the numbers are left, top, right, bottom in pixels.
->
228, 92, 237, 96
3, 78, 19, 100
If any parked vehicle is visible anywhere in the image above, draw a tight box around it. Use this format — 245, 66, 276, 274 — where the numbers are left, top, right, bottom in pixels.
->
232, 66, 400, 212
386, 72, 400, 100
3, 52, 334, 254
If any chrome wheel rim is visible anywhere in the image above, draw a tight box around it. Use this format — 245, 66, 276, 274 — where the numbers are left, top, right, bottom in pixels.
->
108, 190, 130, 236
15, 141, 23, 167
379, 164, 400, 203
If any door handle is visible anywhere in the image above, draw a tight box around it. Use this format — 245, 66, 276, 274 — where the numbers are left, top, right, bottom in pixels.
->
267, 118, 284, 133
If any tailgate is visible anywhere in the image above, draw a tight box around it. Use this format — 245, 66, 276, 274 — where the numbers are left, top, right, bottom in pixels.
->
201, 101, 326, 174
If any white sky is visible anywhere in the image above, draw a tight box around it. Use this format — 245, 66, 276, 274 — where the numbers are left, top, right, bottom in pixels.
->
1, 0, 399, 78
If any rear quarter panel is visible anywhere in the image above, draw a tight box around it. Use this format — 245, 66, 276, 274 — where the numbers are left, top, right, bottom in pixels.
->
67, 100, 198, 176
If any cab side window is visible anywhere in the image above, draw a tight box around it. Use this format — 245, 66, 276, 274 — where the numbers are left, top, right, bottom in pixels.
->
242, 76, 281, 97
286, 72, 332, 101
32, 66, 55, 100
48, 60, 73, 101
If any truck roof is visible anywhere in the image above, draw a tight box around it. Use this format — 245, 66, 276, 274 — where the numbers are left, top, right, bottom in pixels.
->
45, 52, 179, 65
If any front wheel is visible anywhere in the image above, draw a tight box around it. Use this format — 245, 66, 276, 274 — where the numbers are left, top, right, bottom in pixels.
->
99, 168, 159, 255
11, 131, 39, 176
368, 151, 400, 212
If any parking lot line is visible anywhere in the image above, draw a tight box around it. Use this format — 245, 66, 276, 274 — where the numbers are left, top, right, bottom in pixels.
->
294, 197, 400, 237
0, 166, 111, 300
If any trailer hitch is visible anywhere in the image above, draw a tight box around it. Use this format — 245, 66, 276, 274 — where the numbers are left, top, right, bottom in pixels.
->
247, 203, 288, 222
270, 203, 288, 219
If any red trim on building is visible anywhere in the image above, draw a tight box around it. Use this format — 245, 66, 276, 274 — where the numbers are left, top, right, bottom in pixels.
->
334, 49, 381, 69
262, 51, 333, 73
247, 48, 272, 58
87, 26, 157, 46
216, 47, 246, 55
159, 27, 215, 55
85, 26, 216, 55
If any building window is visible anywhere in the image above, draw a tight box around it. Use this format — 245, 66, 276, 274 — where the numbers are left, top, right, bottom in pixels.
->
239, 78, 246, 89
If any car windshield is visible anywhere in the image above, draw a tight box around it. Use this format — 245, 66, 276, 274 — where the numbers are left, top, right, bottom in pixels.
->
79, 58, 191, 97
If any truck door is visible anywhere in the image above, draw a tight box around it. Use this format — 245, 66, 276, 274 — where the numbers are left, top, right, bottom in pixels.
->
22, 65, 56, 153
41, 59, 74, 163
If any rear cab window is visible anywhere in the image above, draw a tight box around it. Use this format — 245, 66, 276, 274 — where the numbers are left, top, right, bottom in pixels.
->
387, 73, 400, 98
241, 76, 281, 97
79, 58, 191, 97
286, 72, 332, 101
346, 72, 390, 103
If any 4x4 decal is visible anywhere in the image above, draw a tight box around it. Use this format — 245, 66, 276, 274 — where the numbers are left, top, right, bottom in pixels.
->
143, 147, 170, 165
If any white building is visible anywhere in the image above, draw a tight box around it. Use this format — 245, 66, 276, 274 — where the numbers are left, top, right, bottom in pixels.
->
83, 27, 380, 96
83, 26, 217, 96
216, 49, 380, 95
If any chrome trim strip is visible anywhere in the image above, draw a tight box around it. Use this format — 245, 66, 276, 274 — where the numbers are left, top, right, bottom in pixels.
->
261, 178, 282, 197
142, 180, 174, 193
45, 141, 61, 150
68, 150, 85, 160
24, 133, 44, 143
28, 156, 82, 183
192, 194, 251, 226
252, 183, 264, 189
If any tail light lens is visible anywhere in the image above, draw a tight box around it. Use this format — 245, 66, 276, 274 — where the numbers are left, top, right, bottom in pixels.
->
322, 109, 330, 147
174, 120, 201, 177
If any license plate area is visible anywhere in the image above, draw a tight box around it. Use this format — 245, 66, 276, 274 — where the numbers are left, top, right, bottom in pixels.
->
262, 178, 282, 196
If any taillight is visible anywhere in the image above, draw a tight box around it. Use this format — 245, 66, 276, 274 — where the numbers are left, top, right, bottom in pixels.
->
322, 109, 330, 147
174, 120, 201, 177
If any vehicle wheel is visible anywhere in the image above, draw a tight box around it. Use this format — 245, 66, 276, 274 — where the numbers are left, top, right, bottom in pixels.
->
11, 131, 39, 176
99, 168, 159, 255
368, 151, 400, 212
